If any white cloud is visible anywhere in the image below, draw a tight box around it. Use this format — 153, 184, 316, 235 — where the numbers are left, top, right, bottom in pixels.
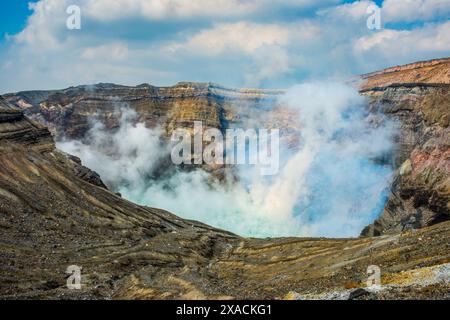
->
171, 22, 290, 56
14, 0, 69, 49
245, 45, 291, 86
160, 22, 293, 85
355, 21, 450, 54
354, 29, 402, 52
318, 0, 375, 20
82, 43, 129, 60
84, 0, 337, 21
382, 0, 450, 23
322, 0, 450, 24
84, 0, 257, 21
1, 0, 449, 92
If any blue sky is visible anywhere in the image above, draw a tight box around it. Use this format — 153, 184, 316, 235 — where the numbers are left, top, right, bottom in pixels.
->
0, 0, 449, 93
0, 1, 37, 36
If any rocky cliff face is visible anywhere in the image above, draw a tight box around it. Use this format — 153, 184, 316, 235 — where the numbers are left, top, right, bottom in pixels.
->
0, 96, 449, 299
360, 57, 450, 90
3, 82, 285, 140
3, 82, 294, 182
2, 58, 450, 238
360, 60, 450, 235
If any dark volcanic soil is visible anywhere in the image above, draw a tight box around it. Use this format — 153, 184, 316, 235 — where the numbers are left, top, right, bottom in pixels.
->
1, 58, 449, 299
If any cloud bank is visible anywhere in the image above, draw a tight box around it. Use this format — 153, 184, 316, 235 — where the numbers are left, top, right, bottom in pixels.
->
1, 0, 449, 92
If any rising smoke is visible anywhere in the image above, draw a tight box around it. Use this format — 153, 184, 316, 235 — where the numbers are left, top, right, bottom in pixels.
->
57, 81, 397, 238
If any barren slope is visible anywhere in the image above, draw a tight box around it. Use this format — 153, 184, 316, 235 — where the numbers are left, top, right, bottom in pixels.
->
360, 59, 450, 235
0, 96, 449, 300
4, 58, 450, 236
360, 57, 450, 90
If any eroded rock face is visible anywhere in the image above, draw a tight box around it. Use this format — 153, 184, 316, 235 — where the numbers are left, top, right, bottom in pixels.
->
360, 57, 450, 90
3, 82, 298, 186
3, 58, 450, 237
360, 84, 449, 236
0, 97, 108, 189
3, 82, 285, 141
0, 98, 449, 299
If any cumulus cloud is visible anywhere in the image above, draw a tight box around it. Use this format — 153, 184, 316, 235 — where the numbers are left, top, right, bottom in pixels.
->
354, 21, 450, 61
245, 45, 291, 86
14, 0, 68, 49
163, 21, 292, 85
322, 0, 450, 24
83, 0, 337, 21
318, 0, 375, 21
84, 0, 257, 21
172, 22, 290, 56
82, 43, 129, 61
0, 0, 449, 92
382, 0, 450, 23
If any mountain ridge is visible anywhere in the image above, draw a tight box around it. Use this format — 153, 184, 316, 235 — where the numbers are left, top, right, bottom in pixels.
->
0, 99, 449, 298
3, 57, 449, 236
0, 58, 449, 299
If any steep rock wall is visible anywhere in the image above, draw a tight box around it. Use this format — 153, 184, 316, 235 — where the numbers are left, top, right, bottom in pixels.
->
0, 98, 449, 299
361, 84, 449, 236
3, 58, 450, 236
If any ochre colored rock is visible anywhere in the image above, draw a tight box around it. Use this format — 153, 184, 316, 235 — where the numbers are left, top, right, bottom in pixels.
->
2, 58, 449, 239
0, 83, 449, 299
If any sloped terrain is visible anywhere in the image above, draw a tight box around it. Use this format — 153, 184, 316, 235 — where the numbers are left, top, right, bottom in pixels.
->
4, 58, 450, 236
360, 57, 450, 90
3, 82, 285, 141
0, 95, 449, 300
360, 76, 449, 235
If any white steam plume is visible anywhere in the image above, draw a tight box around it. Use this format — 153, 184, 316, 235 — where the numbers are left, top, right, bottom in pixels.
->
57, 82, 396, 238
58, 107, 166, 191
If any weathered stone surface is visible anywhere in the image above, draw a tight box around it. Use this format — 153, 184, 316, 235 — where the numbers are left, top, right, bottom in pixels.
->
3, 81, 296, 180
360, 84, 449, 236
0, 76, 449, 299
2, 58, 450, 239
360, 57, 450, 90
3, 82, 285, 140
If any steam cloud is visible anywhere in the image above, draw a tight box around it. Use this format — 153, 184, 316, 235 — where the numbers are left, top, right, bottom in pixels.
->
57, 82, 396, 238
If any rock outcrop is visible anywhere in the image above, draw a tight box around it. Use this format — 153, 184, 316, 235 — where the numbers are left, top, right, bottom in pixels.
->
360, 57, 450, 90
0, 97, 449, 299
360, 60, 450, 235
2, 57, 450, 238
3, 82, 285, 141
